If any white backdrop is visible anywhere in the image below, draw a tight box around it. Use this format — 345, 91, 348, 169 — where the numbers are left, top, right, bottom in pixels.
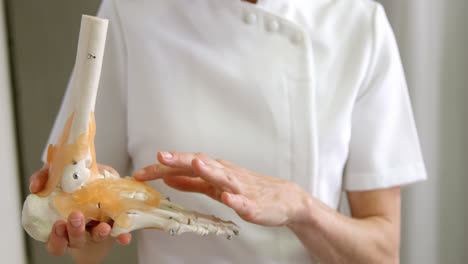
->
0, 0, 26, 263
378, 0, 468, 263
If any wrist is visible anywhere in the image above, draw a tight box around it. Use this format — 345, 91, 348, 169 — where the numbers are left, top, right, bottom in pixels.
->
287, 187, 320, 231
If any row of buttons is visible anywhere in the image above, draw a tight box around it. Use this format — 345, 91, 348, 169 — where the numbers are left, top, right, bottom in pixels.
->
242, 11, 303, 45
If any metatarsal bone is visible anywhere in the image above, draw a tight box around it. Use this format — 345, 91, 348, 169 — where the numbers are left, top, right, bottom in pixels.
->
110, 202, 238, 238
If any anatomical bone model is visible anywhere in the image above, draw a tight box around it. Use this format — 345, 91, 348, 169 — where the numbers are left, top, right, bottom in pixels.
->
22, 15, 238, 243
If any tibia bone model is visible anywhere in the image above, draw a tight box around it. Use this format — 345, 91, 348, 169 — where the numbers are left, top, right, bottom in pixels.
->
21, 15, 238, 243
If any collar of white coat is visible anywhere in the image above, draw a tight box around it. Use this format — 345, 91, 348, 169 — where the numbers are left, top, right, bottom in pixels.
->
240, 0, 293, 14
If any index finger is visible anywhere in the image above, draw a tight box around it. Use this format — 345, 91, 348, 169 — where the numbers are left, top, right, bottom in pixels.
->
133, 163, 194, 181
46, 220, 68, 257
158, 152, 222, 169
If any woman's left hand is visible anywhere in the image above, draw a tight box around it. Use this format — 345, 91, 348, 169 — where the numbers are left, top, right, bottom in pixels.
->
134, 152, 310, 227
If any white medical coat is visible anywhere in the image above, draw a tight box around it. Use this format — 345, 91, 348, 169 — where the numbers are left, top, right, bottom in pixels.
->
45, 0, 427, 263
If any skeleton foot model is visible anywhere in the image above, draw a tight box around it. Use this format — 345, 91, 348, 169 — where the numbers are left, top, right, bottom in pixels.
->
21, 15, 238, 243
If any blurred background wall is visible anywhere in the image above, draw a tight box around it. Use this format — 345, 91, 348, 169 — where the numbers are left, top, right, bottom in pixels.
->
2, 0, 467, 263
0, 0, 26, 263
379, 0, 468, 263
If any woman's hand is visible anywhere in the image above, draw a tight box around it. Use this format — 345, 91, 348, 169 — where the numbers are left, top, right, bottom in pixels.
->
133, 152, 310, 227
29, 164, 132, 262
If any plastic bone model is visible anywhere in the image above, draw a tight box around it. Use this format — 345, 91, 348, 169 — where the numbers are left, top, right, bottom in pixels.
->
21, 15, 238, 243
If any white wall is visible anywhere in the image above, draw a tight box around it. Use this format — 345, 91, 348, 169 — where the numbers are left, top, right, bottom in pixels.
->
0, 0, 27, 263
379, 0, 468, 263
377, 1, 442, 263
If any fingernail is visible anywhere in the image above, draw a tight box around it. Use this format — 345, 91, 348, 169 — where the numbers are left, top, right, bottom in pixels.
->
55, 223, 66, 237
29, 181, 35, 193
98, 232, 108, 238
70, 218, 82, 228
160, 152, 173, 159
134, 169, 145, 178
198, 159, 206, 166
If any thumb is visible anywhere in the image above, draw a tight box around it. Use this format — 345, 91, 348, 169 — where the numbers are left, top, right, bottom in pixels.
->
29, 164, 50, 193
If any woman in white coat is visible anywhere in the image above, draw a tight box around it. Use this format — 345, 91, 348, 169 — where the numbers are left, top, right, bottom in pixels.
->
29, 0, 426, 263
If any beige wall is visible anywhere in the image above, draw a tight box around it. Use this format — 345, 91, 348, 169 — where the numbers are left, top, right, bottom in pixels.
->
5, 0, 137, 263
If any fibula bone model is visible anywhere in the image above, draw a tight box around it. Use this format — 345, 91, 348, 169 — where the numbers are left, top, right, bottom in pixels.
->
21, 15, 238, 243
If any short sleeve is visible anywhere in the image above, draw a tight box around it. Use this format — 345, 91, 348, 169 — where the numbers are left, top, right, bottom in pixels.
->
343, 4, 427, 191
42, 0, 130, 174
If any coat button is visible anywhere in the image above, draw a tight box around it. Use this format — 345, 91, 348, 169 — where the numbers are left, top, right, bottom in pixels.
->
243, 12, 257, 24
291, 32, 303, 44
265, 20, 279, 32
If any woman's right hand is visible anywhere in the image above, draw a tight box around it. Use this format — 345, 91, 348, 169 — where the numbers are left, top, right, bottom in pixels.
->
29, 164, 132, 263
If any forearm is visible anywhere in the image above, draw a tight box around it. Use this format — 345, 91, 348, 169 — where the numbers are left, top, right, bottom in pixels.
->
288, 194, 400, 264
